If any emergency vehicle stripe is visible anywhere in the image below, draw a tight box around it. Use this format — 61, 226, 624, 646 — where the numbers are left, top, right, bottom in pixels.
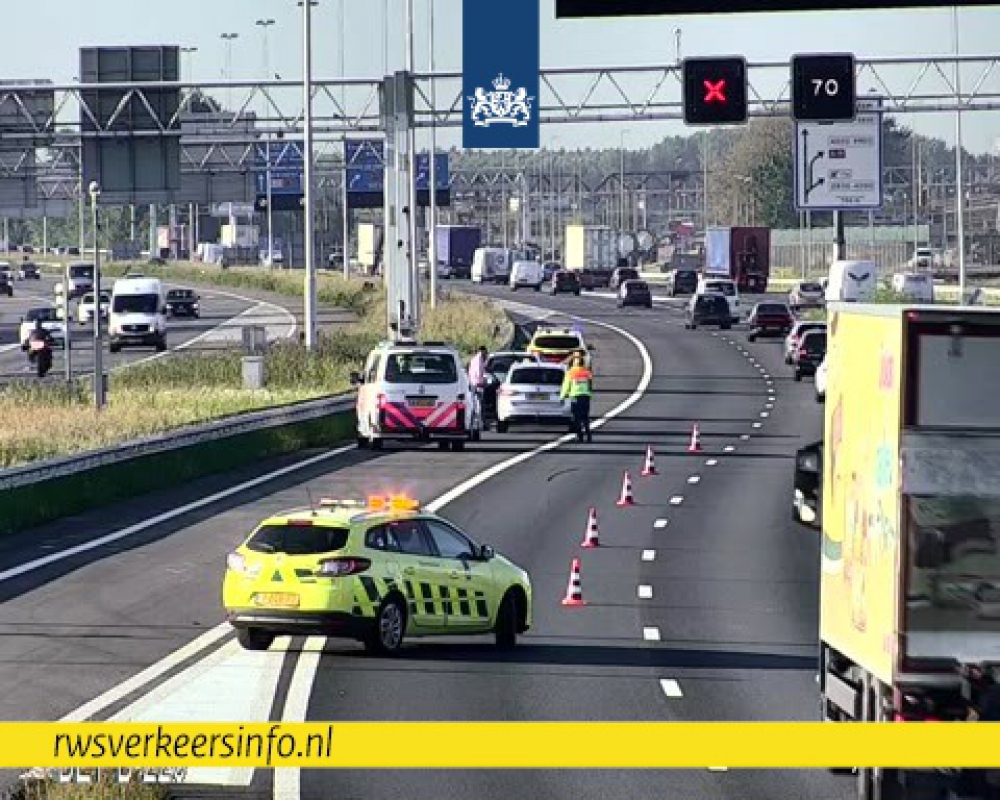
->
475, 598, 489, 618
457, 588, 472, 618
359, 576, 380, 605
440, 585, 452, 615
425, 401, 460, 429
419, 582, 435, 615
383, 403, 421, 429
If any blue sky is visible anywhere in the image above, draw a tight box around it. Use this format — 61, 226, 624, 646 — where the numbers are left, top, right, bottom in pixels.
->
4, 0, 1000, 153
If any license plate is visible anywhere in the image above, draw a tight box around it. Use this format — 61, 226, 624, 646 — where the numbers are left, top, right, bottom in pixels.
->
407, 397, 436, 408
253, 592, 299, 608
29, 340, 47, 351
527, 393, 549, 401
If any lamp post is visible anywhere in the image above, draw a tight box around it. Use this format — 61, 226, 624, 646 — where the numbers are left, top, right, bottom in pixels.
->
427, 0, 440, 307
220, 33, 239, 111
299, 0, 319, 349
89, 181, 105, 410
181, 47, 198, 80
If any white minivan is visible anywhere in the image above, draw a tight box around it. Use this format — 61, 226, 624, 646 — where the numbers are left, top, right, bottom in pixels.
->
109, 277, 168, 353
472, 247, 514, 284
891, 272, 935, 304
696, 276, 740, 321
509, 260, 544, 291
825, 260, 877, 303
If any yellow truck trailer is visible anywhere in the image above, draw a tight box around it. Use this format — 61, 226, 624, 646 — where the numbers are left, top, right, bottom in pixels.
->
820, 303, 1000, 799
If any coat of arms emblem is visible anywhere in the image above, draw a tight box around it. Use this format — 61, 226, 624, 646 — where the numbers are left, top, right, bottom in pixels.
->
468, 74, 533, 128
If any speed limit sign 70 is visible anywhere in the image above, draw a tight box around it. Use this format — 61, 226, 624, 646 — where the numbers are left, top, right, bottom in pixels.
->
791, 53, 856, 122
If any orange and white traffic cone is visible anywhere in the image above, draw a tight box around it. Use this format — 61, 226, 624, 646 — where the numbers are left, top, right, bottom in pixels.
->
641, 446, 657, 477
688, 423, 703, 454
617, 471, 635, 507
561, 558, 587, 606
581, 507, 601, 548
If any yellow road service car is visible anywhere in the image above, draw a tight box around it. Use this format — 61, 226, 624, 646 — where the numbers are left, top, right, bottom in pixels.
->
526, 327, 592, 367
223, 496, 533, 654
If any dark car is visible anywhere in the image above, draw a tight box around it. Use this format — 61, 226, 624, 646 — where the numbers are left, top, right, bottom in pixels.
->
618, 279, 652, 308
609, 267, 640, 291
792, 330, 827, 381
18, 261, 40, 280
550, 270, 581, 296
793, 440, 822, 528
165, 288, 201, 318
665, 268, 699, 297
747, 302, 794, 342
685, 293, 732, 330
542, 262, 560, 282
0, 273, 12, 297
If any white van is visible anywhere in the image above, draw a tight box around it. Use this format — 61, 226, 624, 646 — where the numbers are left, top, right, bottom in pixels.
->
825, 260, 877, 303
472, 247, 514, 284
109, 277, 168, 353
696, 276, 740, 321
509, 260, 544, 291
891, 272, 935, 304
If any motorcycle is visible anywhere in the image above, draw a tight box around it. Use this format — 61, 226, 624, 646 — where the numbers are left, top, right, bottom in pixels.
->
28, 336, 53, 378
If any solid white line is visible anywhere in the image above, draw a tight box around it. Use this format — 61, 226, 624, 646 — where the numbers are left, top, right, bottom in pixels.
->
0, 443, 358, 586
706, 459, 718, 467
273, 637, 324, 800
654, 519, 669, 529
643, 626, 661, 642
659, 679, 684, 698
638, 585, 653, 599
669, 496, 684, 506
641, 549, 656, 562
687, 475, 701, 485
708, 766, 730, 772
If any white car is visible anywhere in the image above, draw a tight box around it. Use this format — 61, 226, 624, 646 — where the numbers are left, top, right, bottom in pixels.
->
19, 307, 66, 350
0, 262, 13, 282
496, 362, 571, 434
77, 291, 110, 325
696, 277, 740, 321
785, 320, 827, 365
788, 280, 825, 311
509, 260, 544, 292
815, 357, 828, 403
352, 341, 482, 450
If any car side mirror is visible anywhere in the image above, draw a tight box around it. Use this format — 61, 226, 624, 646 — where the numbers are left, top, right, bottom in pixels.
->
350, 371, 364, 386
478, 544, 495, 561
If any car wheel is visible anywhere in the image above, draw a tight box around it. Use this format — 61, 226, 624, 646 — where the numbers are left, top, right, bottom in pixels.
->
494, 591, 521, 650
356, 435, 369, 449
691, 323, 698, 330
438, 441, 450, 451
816, 391, 824, 404
155, 337, 167, 353
496, 420, 509, 433
370, 436, 383, 450
236, 627, 275, 652
748, 334, 756, 342
364, 597, 407, 655
794, 370, 803, 382
574, 290, 581, 296
450, 440, 466, 452
721, 323, 731, 330
534, 284, 541, 292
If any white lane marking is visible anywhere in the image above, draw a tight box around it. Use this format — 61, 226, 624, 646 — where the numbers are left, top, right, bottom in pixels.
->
724, 445, 736, 453
740, 435, 751, 441
643, 627, 661, 642
641, 549, 656, 562
1, 443, 358, 586
638, 585, 653, 599
669, 496, 684, 506
753, 422, 763, 429
659, 679, 684, 698
760, 412, 770, 418
766, 403, 774, 410
654, 519, 669, 529
706, 459, 718, 467
708, 766, 730, 772
687, 475, 701, 485
764, 374, 772, 380
273, 637, 325, 800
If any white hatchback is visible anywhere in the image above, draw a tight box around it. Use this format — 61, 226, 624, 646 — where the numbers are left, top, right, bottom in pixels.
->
696, 277, 740, 321
496, 362, 571, 433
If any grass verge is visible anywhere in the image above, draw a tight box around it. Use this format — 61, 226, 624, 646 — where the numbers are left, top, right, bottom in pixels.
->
13, 775, 169, 800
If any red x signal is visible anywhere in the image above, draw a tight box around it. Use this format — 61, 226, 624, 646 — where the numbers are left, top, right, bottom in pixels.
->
703, 79, 727, 104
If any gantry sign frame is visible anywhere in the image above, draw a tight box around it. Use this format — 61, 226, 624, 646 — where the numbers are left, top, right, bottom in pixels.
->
555, 0, 998, 16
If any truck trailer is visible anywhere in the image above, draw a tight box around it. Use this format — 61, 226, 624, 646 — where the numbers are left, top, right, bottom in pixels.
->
703, 226, 770, 293
435, 225, 482, 279
564, 224, 616, 289
819, 303, 1000, 799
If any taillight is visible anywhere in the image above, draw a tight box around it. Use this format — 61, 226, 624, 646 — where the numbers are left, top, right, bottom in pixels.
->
227, 553, 248, 574
316, 557, 371, 577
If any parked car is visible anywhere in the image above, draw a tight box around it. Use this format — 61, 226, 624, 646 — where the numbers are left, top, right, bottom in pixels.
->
481, 352, 542, 425
784, 320, 827, 364
549, 270, 581, 296
664, 268, 699, 297
788, 280, 825, 311
792, 329, 827, 381
609, 267, 640, 291
685, 293, 732, 330
618, 279, 652, 308
747, 302, 794, 342
495, 362, 571, 434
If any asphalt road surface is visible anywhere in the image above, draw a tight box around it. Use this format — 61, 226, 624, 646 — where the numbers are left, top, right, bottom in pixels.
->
0, 283, 843, 800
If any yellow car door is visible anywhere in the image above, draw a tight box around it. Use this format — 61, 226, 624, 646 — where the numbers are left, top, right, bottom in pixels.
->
388, 519, 447, 633
423, 519, 495, 633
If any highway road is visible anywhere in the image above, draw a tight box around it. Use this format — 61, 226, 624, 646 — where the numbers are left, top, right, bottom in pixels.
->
0, 284, 843, 799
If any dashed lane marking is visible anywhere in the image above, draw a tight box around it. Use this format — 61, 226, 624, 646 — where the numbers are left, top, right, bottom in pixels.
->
642, 550, 656, 562
669, 496, 684, 506
643, 627, 661, 642
687, 475, 701, 485
706, 459, 718, 467
638, 585, 653, 599
659, 679, 684, 698
654, 519, 669, 529
724, 445, 736, 453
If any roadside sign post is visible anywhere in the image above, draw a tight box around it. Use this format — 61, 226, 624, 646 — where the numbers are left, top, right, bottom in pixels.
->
89, 181, 105, 411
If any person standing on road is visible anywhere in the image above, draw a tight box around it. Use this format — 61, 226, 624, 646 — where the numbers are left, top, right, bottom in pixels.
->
468, 346, 488, 392
561, 356, 594, 443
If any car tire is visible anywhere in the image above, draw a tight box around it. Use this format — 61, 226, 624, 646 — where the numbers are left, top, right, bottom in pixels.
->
496, 420, 509, 433
494, 591, 521, 650
721, 323, 731, 330
236, 627, 275, 652
451, 440, 466, 452
356, 435, 369, 449
370, 436, 383, 450
690, 323, 698, 330
794, 370, 803, 382
364, 597, 407, 655
574, 290, 581, 296
748, 334, 756, 342
534, 284, 541, 292
438, 441, 450, 451
155, 337, 167, 353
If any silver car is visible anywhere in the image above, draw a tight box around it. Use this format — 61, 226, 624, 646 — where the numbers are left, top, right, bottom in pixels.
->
788, 280, 825, 311
495, 362, 570, 433
784, 320, 827, 365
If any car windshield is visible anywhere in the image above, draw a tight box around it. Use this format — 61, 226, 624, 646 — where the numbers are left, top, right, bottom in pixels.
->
802, 332, 827, 350
246, 523, 349, 556
704, 282, 735, 296
509, 367, 564, 386
384, 352, 459, 384
533, 335, 582, 351
26, 308, 58, 323
69, 264, 93, 279
800, 282, 823, 292
112, 294, 159, 314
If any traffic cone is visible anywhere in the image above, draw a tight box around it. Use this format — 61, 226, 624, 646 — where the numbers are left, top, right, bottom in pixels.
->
581, 507, 601, 548
688, 423, 703, 454
561, 558, 587, 606
617, 471, 635, 507
641, 446, 657, 476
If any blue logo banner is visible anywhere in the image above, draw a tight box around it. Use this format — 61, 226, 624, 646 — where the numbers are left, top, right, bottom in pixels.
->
463, 0, 540, 149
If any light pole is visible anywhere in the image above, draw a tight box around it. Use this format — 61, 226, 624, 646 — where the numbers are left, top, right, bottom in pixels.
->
300, 1, 318, 349
181, 47, 198, 80
220, 33, 239, 111
619, 131, 627, 236
427, 0, 439, 307
256, 19, 275, 119
89, 181, 105, 410
952, 6, 967, 301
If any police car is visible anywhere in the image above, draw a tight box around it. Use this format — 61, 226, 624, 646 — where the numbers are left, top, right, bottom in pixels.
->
352, 340, 482, 451
526, 326, 592, 368
223, 495, 533, 654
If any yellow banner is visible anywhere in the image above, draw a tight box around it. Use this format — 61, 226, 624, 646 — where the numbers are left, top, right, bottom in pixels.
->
4, 722, 1000, 768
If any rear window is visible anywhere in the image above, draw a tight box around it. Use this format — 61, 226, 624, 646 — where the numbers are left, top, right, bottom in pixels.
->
385, 352, 459, 384
800, 282, 823, 292
247, 523, 349, 555
509, 367, 564, 386
803, 332, 827, 350
757, 304, 789, 314
617, 269, 639, 280
533, 335, 582, 351
485, 355, 525, 376
704, 282, 736, 297
696, 296, 727, 310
